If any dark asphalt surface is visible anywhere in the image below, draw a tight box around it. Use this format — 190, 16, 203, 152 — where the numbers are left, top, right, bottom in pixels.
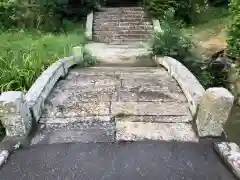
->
0, 140, 237, 180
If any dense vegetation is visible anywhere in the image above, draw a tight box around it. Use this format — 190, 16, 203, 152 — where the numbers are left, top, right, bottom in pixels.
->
143, 0, 228, 24
0, 0, 103, 31
227, 0, 240, 60
147, 0, 229, 88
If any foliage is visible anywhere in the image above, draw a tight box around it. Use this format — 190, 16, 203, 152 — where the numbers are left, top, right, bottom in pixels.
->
83, 49, 97, 67
0, 0, 26, 30
143, 0, 209, 24
0, 24, 85, 92
150, 8, 193, 59
0, 0, 103, 31
227, 0, 240, 60
150, 8, 227, 89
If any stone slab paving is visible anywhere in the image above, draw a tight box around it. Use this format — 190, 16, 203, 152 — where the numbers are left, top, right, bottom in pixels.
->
0, 141, 237, 180
31, 67, 195, 145
116, 121, 198, 142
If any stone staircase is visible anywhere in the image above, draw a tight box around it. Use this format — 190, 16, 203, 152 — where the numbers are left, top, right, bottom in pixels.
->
93, 7, 153, 44
31, 67, 197, 145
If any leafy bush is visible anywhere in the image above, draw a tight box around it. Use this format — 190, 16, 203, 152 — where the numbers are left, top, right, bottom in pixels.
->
0, 0, 103, 31
0, 0, 26, 30
83, 49, 97, 67
227, 0, 240, 60
143, 0, 218, 24
150, 8, 227, 89
150, 8, 193, 59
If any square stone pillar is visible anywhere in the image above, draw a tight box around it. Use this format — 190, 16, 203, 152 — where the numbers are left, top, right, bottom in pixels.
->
0, 92, 32, 137
196, 87, 234, 137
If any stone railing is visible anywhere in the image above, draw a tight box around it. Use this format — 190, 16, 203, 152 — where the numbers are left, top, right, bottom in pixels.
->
0, 46, 83, 138
85, 11, 93, 40
0, 46, 83, 167
155, 56, 234, 137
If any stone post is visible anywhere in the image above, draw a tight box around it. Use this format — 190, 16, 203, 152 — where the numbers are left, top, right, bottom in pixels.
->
196, 87, 234, 137
0, 92, 32, 137
73, 46, 83, 63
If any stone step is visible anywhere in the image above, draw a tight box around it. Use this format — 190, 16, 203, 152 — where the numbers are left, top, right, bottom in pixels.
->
93, 17, 151, 22
111, 102, 189, 116
99, 7, 144, 12
31, 119, 115, 145
94, 14, 147, 19
97, 39, 149, 45
93, 21, 152, 27
115, 115, 192, 123
93, 30, 152, 35
95, 11, 146, 16
93, 33, 151, 39
84, 43, 153, 66
93, 35, 151, 44
93, 25, 153, 31
42, 101, 188, 119
116, 121, 198, 142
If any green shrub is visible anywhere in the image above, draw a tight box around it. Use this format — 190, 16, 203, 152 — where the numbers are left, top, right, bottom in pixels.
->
0, 0, 26, 30
150, 8, 227, 89
0, 0, 103, 31
227, 0, 240, 60
150, 8, 193, 59
143, 0, 216, 24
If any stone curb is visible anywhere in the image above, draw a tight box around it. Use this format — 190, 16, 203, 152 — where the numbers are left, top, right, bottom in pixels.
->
26, 47, 83, 122
214, 142, 240, 179
85, 11, 93, 40
155, 56, 205, 116
0, 150, 9, 168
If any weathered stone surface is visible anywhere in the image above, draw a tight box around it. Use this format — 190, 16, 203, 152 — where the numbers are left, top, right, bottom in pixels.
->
39, 116, 111, 124
42, 102, 110, 118
111, 102, 189, 116
84, 43, 154, 67
58, 56, 75, 76
138, 86, 187, 102
116, 121, 198, 142
0, 150, 9, 167
46, 86, 116, 103
196, 88, 234, 137
214, 142, 240, 179
93, 7, 152, 44
115, 86, 187, 102
116, 115, 192, 123
85, 12, 93, 40
26, 60, 65, 122
63, 73, 120, 88
0, 92, 32, 136
155, 56, 205, 116
32, 67, 193, 144
31, 121, 115, 144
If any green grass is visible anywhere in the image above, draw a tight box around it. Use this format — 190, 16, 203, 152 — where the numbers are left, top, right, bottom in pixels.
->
0, 23, 86, 92
183, 17, 228, 60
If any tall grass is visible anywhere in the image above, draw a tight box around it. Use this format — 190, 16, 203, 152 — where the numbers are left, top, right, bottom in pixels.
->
0, 23, 85, 92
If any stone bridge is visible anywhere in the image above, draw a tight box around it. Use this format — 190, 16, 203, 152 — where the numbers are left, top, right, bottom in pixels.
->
0, 6, 239, 180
